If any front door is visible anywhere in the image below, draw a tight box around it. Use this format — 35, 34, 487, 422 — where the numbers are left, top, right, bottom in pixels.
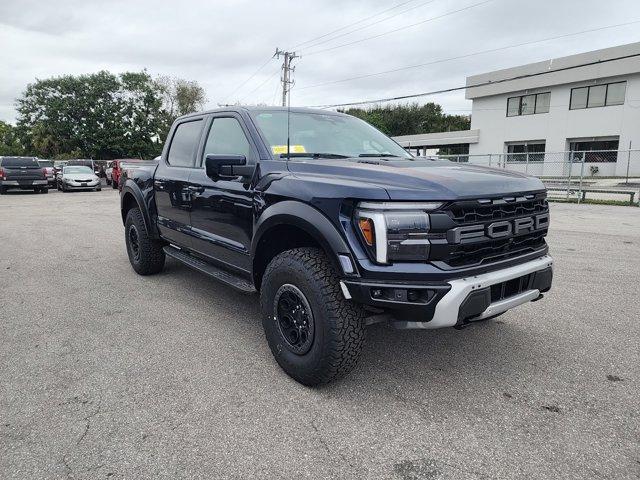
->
154, 118, 204, 247
188, 114, 256, 274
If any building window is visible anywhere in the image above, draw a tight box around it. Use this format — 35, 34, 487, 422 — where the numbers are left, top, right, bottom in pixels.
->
506, 92, 551, 117
569, 82, 626, 110
505, 142, 545, 162
568, 138, 619, 163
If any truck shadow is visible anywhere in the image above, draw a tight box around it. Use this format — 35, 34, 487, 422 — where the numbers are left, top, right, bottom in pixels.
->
164, 259, 539, 389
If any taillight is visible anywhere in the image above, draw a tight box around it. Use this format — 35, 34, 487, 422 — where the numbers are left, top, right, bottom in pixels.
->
0, 167, 4, 180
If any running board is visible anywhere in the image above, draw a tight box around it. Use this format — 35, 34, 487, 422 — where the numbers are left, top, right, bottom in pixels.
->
163, 246, 256, 293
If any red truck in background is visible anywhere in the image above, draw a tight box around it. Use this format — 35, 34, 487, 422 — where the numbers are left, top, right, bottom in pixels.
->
110, 159, 144, 190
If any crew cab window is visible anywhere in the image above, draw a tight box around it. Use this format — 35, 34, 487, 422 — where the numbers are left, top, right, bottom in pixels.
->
167, 120, 203, 167
202, 117, 252, 162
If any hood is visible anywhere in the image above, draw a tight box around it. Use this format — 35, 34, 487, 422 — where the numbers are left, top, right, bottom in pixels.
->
286, 158, 545, 200
64, 172, 99, 180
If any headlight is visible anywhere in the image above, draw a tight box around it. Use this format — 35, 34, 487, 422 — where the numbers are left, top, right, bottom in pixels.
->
355, 202, 442, 264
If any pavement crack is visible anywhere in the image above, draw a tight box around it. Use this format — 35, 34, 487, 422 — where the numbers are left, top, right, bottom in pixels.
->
310, 419, 359, 473
77, 394, 103, 446
62, 454, 74, 480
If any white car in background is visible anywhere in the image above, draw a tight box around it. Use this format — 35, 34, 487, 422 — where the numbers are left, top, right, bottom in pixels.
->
57, 166, 102, 192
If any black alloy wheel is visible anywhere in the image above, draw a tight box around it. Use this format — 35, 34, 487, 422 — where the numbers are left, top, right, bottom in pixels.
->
274, 284, 315, 355
128, 224, 141, 263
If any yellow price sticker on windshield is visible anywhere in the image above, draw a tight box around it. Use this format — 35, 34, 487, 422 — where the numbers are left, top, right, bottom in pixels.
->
272, 145, 306, 155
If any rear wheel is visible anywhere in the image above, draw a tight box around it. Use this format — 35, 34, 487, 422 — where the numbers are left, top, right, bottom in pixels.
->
260, 247, 365, 386
125, 207, 165, 275
41, 188, 48, 194
0, 186, 6, 195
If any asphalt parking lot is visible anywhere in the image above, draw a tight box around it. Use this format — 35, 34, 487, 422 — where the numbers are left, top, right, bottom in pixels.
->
1, 188, 638, 480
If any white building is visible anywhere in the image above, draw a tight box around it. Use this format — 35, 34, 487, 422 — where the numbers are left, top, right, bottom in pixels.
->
394, 42, 640, 176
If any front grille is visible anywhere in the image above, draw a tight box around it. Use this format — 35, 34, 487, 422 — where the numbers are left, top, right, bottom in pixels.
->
447, 231, 546, 267
432, 192, 549, 268
448, 196, 548, 224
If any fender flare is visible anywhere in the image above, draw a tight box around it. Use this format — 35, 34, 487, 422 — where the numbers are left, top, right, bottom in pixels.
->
120, 180, 159, 238
252, 201, 353, 270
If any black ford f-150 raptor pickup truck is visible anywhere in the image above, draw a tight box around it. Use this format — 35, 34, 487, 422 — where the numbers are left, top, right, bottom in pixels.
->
120, 107, 553, 385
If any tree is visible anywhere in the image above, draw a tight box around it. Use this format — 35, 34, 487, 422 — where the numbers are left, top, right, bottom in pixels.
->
342, 103, 470, 136
15, 71, 167, 159
155, 76, 207, 138
0, 121, 25, 156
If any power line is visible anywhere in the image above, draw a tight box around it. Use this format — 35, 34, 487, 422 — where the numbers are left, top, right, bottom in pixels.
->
291, 0, 417, 49
238, 68, 280, 103
302, 0, 494, 57
222, 52, 277, 103
306, 52, 640, 108
297, 0, 437, 53
298, 20, 640, 90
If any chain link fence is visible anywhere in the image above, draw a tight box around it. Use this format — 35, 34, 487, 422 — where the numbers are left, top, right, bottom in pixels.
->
434, 150, 640, 205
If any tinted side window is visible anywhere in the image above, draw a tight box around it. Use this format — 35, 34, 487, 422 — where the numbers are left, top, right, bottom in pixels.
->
167, 120, 203, 167
203, 117, 252, 162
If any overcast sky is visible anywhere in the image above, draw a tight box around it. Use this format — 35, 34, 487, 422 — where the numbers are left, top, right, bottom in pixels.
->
1, 0, 639, 122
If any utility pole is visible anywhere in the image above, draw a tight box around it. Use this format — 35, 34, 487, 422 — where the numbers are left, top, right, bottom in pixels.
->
275, 48, 300, 107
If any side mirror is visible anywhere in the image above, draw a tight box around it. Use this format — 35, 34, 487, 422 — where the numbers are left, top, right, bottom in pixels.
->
205, 154, 253, 180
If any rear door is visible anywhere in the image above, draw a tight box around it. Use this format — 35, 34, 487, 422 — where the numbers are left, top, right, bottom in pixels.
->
154, 118, 204, 248
187, 114, 257, 273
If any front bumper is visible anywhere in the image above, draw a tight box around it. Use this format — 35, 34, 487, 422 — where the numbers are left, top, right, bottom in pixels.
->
63, 181, 100, 189
342, 255, 553, 329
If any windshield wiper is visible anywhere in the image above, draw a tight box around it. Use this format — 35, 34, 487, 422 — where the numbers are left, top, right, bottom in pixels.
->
280, 152, 350, 159
358, 153, 400, 158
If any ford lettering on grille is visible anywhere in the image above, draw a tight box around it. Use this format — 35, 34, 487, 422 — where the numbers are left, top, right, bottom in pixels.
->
448, 213, 549, 244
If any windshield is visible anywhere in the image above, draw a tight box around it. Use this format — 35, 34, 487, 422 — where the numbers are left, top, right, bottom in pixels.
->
251, 111, 412, 159
63, 166, 93, 174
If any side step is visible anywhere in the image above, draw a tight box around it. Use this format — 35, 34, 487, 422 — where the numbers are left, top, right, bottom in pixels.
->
163, 245, 256, 294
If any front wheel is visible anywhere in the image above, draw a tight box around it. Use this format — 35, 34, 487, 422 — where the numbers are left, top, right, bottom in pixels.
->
124, 207, 165, 275
260, 248, 365, 386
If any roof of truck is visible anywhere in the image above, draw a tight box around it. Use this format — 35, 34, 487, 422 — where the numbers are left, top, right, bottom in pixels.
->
178, 106, 345, 121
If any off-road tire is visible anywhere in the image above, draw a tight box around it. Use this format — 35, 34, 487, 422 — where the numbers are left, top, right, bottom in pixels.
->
125, 207, 165, 275
260, 247, 365, 386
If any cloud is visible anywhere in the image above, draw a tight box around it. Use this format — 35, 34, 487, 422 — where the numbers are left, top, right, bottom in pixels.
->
1, 0, 639, 122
